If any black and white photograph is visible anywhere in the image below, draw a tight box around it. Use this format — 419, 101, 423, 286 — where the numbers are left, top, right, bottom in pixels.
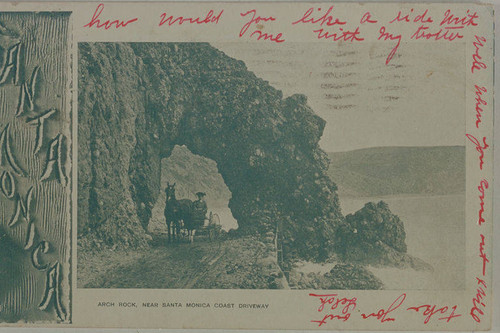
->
78, 41, 465, 291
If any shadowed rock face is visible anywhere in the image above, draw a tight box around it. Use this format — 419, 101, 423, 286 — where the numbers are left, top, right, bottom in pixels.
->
78, 43, 343, 259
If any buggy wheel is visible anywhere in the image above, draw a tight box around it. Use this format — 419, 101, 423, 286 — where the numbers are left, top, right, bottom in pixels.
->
208, 212, 221, 242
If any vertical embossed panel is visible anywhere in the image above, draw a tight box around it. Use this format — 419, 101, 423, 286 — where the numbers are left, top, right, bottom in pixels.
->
0, 12, 71, 323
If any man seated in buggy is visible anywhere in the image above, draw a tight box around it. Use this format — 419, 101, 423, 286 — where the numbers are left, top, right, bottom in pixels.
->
186, 192, 208, 243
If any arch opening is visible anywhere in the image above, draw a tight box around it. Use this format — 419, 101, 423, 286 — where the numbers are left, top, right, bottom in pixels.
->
148, 145, 238, 234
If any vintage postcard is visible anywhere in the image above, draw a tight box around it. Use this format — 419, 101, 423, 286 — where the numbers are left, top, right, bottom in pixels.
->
0, 1, 494, 331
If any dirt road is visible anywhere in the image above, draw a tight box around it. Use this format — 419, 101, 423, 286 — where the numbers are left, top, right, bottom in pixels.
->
78, 234, 287, 289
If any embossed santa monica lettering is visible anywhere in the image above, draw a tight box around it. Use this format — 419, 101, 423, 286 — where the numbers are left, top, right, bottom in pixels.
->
40, 133, 67, 187
0, 170, 15, 198
39, 262, 67, 321
0, 37, 68, 322
27, 108, 57, 154
31, 240, 50, 270
0, 124, 25, 176
8, 186, 34, 227
0, 42, 21, 86
16, 66, 40, 117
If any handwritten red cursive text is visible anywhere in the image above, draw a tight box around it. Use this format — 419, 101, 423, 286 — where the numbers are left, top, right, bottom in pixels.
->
292, 6, 347, 26
309, 293, 357, 326
440, 9, 479, 27
389, 9, 434, 24
292, 7, 362, 44
470, 277, 487, 322
466, 134, 488, 170
239, 9, 284, 43
479, 234, 488, 276
84, 4, 138, 29
313, 27, 363, 42
471, 36, 487, 73
474, 85, 487, 128
477, 179, 488, 225
378, 27, 402, 65
158, 9, 223, 26
361, 293, 406, 323
407, 304, 461, 324
410, 25, 463, 41
360, 12, 377, 24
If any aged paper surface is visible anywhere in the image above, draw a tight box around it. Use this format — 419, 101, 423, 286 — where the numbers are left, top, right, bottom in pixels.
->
0, 1, 494, 331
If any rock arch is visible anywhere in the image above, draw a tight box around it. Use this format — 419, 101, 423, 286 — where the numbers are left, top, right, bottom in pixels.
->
147, 145, 236, 233
78, 42, 343, 259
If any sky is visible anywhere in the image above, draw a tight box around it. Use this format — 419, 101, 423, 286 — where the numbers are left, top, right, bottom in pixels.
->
212, 41, 465, 153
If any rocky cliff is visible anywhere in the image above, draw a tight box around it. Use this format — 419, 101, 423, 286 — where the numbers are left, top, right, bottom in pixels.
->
78, 43, 343, 259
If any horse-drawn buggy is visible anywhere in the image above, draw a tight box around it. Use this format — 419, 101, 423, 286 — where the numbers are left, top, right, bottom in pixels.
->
163, 183, 222, 243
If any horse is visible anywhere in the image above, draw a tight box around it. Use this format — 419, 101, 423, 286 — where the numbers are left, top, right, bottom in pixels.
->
164, 182, 193, 243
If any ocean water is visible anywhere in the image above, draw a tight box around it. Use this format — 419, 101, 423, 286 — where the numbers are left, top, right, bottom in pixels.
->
210, 195, 466, 290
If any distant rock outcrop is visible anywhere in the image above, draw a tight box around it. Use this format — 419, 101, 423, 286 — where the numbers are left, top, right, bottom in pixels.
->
336, 201, 432, 271
344, 201, 407, 253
